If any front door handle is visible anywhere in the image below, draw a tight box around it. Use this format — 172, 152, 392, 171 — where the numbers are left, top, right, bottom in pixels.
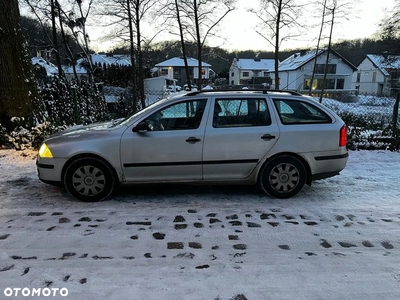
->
186, 137, 201, 143
261, 134, 276, 140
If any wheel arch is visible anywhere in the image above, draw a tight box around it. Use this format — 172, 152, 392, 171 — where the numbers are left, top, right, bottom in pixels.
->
61, 153, 119, 187
257, 152, 312, 186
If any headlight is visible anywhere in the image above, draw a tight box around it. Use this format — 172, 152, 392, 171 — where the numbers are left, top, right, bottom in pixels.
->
38, 143, 53, 158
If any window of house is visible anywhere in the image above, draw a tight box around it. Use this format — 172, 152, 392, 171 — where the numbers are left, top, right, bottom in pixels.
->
324, 79, 335, 89
273, 99, 332, 124
356, 72, 361, 82
336, 79, 344, 89
263, 72, 270, 77
231, 72, 234, 77
372, 72, 377, 82
161, 69, 168, 75
213, 99, 271, 128
242, 71, 250, 77
315, 64, 336, 74
174, 68, 181, 75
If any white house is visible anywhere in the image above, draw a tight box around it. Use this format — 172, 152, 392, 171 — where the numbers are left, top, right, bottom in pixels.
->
155, 57, 212, 87
273, 48, 357, 93
352, 54, 400, 96
229, 57, 275, 87
31, 57, 58, 77
62, 54, 132, 79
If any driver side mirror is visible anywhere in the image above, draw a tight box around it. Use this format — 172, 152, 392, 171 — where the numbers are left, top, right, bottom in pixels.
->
132, 121, 150, 133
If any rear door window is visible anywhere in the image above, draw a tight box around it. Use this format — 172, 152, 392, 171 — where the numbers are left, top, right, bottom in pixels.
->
213, 98, 271, 128
273, 99, 332, 124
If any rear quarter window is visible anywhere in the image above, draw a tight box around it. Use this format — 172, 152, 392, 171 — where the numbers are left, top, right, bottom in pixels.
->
273, 99, 332, 124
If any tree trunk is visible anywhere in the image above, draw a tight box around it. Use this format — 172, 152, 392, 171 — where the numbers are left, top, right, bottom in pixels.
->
57, 2, 79, 83
309, 0, 327, 95
274, 0, 282, 90
50, 0, 63, 78
175, 0, 191, 90
127, 0, 137, 113
135, 0, 146, 109
194, 0, 202, 90
319, 5, 335, 103
0, 0, 40, 129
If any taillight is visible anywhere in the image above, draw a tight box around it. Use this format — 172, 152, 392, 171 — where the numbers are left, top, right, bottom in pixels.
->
339, 125, 347, 147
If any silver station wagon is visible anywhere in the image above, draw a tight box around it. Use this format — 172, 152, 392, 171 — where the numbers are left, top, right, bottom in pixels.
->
37, 90, 348, 202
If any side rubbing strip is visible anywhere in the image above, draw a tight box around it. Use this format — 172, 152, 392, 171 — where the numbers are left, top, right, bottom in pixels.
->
314, 153, 349, 161
124, 159, 259, 168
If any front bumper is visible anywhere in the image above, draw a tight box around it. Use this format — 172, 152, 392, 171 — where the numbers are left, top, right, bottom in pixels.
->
36, 157, 68, 184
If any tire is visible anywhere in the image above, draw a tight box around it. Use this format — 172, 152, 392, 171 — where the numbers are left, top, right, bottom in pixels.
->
259, 155, 306, 199
64, 157, 115, 202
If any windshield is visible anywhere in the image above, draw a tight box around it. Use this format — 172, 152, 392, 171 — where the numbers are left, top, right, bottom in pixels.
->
112, 97, 170, 127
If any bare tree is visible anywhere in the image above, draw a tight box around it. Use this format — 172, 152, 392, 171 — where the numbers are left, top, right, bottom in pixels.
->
306, 0, 357, 101
250, 0, 304, 90
178, 0, 235, 89
97, 0, 158, 109
0, 0, 41, 129
308, 0, 327, 95
379, 0, 400, 54
23, 0, 97, 83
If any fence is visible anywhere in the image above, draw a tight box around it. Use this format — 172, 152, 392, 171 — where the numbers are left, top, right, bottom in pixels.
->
317, 93, 400, 150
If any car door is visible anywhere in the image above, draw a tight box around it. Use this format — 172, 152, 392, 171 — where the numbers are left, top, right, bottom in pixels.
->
202, 97, 280, 180
120, 98, 209, 182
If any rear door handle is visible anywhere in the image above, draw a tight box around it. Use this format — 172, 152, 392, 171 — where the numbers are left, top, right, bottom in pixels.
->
186, 137, 201, 143
261, 134, 276, 140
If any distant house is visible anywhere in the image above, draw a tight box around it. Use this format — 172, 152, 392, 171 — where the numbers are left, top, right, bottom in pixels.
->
229, 57, 275, 87
62, 54, 132, 79
155, 57, 212, 87
32, 57, 58, 77
352, 54, 400, 96
273, 48, 357, 93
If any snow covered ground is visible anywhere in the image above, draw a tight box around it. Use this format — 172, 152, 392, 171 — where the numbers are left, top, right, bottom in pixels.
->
0, 149, 400, 300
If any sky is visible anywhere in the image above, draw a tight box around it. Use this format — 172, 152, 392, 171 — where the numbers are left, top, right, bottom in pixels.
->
216, 0, 397, 51
86, 0, 397, 52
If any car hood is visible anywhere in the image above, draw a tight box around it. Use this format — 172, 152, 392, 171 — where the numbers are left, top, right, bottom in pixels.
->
46, 119, 124, 141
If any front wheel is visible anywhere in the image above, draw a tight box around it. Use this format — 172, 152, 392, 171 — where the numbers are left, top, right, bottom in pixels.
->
259, 155, 306, 199
64, 157, 115, 202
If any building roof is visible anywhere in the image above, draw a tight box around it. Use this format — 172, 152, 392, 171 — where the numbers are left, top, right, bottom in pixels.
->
32, 57, 58, 76
366, 54, 400, 76
156, 57, 211, 67
278, 48, 357, 72
61, 54, 132, 75
234, 58, 275, 71
89, 54, 131, 66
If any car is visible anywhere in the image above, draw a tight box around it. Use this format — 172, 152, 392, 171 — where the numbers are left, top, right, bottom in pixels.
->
167, 85, 182, 92
37, 89, 348, 202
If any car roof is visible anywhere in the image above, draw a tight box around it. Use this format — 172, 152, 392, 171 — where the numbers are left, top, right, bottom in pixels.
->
183, 89, 303, 97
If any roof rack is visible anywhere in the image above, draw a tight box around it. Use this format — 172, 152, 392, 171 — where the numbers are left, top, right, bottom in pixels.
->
184, 89, 303, 96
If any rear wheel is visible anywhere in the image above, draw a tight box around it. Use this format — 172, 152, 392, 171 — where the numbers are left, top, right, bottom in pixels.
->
64, 157, 115, 202
259, 155, 306, 198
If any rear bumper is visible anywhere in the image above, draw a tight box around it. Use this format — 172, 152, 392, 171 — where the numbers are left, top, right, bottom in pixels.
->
304, 149, 349, 181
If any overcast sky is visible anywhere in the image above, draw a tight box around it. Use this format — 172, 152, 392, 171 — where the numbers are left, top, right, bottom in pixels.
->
86, 0, 396, 52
